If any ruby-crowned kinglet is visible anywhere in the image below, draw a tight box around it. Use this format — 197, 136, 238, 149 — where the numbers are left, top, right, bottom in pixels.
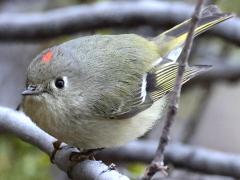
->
21, 6, 232, 149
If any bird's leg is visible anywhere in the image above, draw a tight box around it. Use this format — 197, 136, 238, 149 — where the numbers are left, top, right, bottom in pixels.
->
69, 148, 104, 162
50, 140, 63, 163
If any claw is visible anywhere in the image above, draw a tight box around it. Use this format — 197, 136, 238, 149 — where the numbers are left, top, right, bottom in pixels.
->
69, 148, 104, 162
69, 151, 90, 161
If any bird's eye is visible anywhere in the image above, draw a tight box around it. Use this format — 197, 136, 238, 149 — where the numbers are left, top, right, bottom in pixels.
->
55, 77, 65, 89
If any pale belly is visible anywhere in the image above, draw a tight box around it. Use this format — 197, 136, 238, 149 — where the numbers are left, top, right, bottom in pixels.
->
23, 96, 167, 149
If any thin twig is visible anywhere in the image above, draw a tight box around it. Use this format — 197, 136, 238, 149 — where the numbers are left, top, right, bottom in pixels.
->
0, 1, 238, 45
143, 1, 204, 179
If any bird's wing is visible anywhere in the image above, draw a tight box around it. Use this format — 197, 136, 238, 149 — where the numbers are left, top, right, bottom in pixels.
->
89, 73, 154, 120
146, 62, 210, 101
92, 61, 210, 120
153, 5, 233, 61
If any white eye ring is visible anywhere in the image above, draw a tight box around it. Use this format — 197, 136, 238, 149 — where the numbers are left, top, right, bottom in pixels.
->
54, 76, 68, 89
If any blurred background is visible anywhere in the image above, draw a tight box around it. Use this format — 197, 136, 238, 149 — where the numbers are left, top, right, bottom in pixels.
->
0, 0, 239, 179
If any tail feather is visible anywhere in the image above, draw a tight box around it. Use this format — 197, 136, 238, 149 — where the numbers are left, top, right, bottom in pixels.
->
153, 5, 233, 60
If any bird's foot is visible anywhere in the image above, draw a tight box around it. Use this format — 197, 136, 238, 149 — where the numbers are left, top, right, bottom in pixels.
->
99, 163, 117, 175
69, 148, 104, 162
145, 162, 169, 177
50, 140, 63, 163
108, 163, 116, 170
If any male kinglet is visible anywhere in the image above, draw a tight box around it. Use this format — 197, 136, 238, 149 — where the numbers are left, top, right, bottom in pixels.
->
22, 6, 232, 150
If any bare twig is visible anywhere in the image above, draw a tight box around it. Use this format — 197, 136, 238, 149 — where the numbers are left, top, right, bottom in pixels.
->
97, 140, 240, 178
0, 106, 129, 180
143, 1, 204, 179
0, 1, 238, 45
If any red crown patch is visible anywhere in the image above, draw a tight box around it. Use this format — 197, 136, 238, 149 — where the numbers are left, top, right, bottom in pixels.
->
41, 50, 53, 63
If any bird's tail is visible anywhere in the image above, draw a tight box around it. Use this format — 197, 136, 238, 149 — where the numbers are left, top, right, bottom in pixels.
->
153, 5, 233, 60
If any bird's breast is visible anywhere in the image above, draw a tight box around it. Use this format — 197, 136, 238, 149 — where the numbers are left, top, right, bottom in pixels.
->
23, 95, 167, 149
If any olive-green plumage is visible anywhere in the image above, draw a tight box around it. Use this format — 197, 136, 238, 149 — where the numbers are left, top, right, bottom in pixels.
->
22, 6, 232, 149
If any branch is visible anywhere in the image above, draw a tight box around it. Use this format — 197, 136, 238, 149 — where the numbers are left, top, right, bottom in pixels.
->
97, 140, 240, 178
1, 106, 240, 178
0, 1, 238, 44
143, 1, 204, 179
0, 106, 129, 180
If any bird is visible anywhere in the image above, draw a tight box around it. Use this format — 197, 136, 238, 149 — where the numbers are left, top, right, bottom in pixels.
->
21, 5, 232, 157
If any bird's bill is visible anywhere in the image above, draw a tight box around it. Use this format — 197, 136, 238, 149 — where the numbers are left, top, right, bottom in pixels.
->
22, 85, 42, 96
